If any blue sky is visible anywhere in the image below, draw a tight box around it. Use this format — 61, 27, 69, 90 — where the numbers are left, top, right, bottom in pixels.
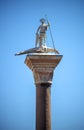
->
0, 0, 84, 130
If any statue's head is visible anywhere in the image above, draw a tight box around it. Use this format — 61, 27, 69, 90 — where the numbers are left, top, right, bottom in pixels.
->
40, 18, 45, 23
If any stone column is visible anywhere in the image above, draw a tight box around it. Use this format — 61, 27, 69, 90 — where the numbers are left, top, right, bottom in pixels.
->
25, 54, 62, 130
36, 83, 51, 130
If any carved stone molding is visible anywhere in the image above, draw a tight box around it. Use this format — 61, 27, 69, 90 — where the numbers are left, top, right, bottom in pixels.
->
25, 54, 62, 85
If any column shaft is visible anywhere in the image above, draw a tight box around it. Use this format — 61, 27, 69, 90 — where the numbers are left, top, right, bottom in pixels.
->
36, 84, 51, 130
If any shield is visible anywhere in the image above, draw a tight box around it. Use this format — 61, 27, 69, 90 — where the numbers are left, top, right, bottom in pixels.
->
35, 33, 39, 46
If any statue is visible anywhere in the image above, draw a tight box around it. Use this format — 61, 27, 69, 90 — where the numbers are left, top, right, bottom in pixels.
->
35, 18, 50, 47
15, 17, 59, 56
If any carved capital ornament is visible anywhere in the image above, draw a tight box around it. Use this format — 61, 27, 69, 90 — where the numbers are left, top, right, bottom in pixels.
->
25, 54, 62, 85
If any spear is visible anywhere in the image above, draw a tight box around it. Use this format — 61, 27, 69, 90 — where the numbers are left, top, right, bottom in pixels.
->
45, 15, 57, 54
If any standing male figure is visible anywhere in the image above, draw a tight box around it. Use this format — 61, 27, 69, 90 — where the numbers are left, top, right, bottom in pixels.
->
35, 18, 50, 47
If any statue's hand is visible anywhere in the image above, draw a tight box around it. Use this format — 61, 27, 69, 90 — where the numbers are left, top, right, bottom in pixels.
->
48, 22, 50, 26
36, 33, 38, 35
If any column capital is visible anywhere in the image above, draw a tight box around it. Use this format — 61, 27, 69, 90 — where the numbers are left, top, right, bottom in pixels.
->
25, 54, 62, 85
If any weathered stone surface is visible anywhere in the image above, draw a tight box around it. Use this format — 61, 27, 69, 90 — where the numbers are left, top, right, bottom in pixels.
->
25, 54, 62, 85
25, 54, 62, 130
36, 84, 51, 130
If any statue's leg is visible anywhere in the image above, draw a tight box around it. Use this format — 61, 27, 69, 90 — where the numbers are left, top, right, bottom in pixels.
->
39, 34, 43, 47
44, 34, 46, 46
